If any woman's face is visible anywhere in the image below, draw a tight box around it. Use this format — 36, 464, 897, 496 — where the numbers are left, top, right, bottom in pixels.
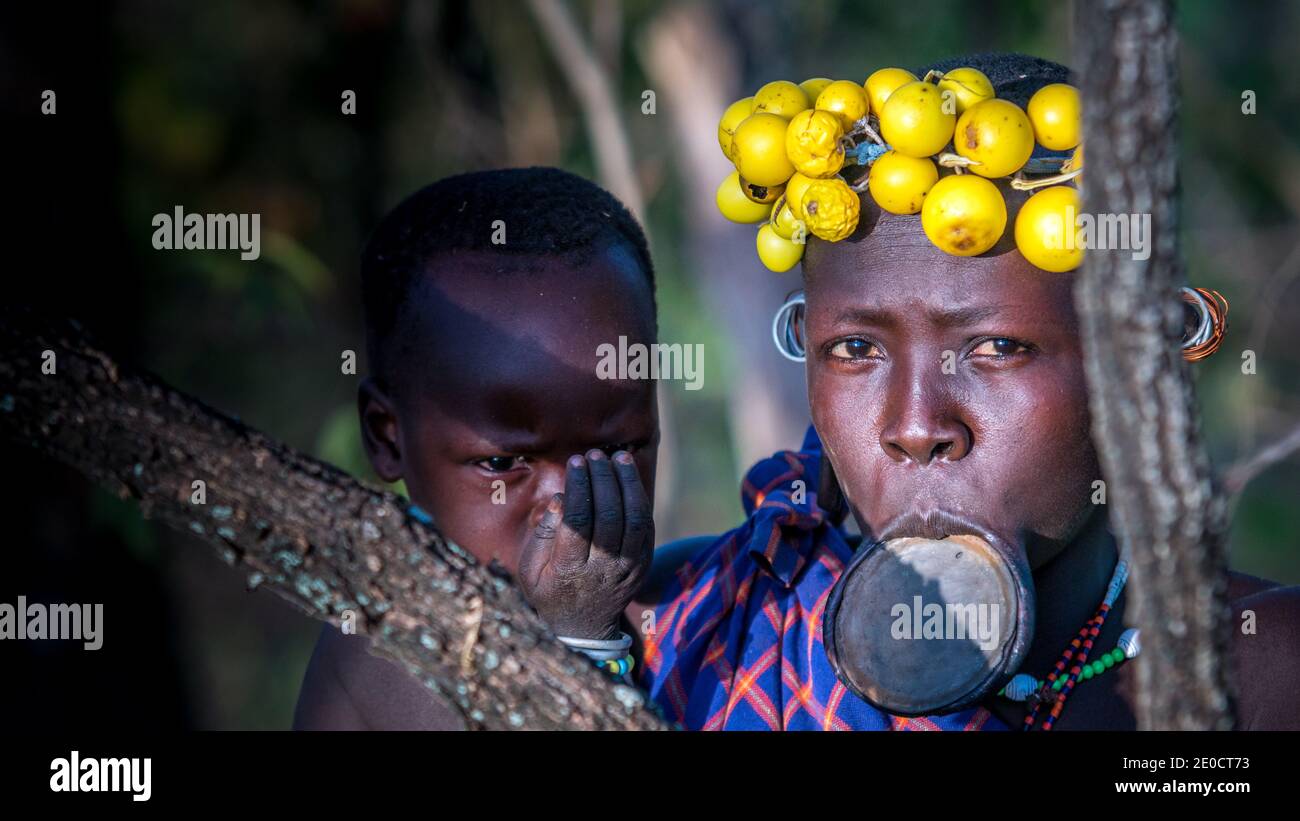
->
803, 199, 1102, 566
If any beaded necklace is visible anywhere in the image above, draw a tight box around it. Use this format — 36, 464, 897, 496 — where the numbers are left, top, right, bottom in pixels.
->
998, 559, 1141, 731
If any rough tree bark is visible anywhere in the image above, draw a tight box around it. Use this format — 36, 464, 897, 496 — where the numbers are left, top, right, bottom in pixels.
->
0, 307, 668, 731
1073, 0, 1234, 729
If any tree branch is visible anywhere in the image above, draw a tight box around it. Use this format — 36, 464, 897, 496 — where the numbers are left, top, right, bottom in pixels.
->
1235, 238, 1300, 462
525, 0, 645, 222
636, 3, 812, 468
1073, 0, 1234, 729
0, 306, 667, 731
1224, 420, 1300, 497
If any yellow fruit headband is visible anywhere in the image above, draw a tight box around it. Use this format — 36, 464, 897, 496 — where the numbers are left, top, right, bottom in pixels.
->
716, 69, 1083, 272
719, 68, 1226, 361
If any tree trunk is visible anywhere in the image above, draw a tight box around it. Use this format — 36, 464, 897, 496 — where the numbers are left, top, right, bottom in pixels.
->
0, 307, 668, 731
1072, 0, 1234, 729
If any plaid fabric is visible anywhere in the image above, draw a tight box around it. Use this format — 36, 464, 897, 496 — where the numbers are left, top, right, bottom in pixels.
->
639, 426, 1006, 732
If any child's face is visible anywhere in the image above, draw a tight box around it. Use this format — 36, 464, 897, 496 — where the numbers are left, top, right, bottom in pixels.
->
803, 207, 1101, 566
361, 246, 659, 573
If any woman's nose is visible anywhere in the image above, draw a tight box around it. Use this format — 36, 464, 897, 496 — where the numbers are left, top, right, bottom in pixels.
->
878, 362, 972, 466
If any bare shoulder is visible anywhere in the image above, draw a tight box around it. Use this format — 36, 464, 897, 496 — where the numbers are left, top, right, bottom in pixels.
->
293, 623, 465, 731
1228, 573, 1300, 730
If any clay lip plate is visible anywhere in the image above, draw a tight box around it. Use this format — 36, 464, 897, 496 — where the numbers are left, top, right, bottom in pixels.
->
823, 526, 1036, 717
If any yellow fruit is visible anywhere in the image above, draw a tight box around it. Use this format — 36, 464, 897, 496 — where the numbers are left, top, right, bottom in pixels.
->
752, 80, 810, 119
756, 223, 805, 272
815, 80, 870, 130
732, 113, 797, 187
867, 151, 939, 215
784, 172, 817, 219
1027, 83, 1081, 151
1014, 185, 1083, 272
879, 81, 956, 158
716, 171, 773, 223
921, 174, 1007, 256
799, 77, 834, 102
801, 177, 861, 242
936, 67, 995, 115
865, 67, 918, 116
769, 195, 806, 241
740, 175, 785, 204
718, 96, 755, 160
954, 98, 1034, 178
785, 109, 846, 178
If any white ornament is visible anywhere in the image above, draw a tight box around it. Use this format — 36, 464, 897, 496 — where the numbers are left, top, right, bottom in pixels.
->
1118, 628, 1141, 659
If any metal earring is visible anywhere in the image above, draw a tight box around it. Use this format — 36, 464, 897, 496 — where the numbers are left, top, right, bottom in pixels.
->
1180, 286, 1228, 361
772, 291, 806, 362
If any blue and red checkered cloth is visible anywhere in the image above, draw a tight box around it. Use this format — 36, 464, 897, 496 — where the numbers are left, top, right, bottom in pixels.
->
638, 427, 1007, 731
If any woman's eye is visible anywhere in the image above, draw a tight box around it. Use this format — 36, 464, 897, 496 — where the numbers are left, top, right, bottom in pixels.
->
475, 456, 525, 473
971, 338, 1029, 357
828, 338, 881, 360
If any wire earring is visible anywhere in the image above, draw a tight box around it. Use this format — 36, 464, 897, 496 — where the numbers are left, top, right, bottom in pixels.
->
772, 291, 806, 362
1181, 286, 1228, 361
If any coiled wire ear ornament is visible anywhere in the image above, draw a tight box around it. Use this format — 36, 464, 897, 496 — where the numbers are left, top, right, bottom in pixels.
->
772, 291, 807, 362
1181, 286, 1228, 362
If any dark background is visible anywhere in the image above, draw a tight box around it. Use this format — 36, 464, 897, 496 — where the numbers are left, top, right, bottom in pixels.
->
2, 0, 1297, 729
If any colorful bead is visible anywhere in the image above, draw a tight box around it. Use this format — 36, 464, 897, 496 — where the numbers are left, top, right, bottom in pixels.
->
595, 654, 635, 678
1023, 557, 1132, 731
1004, 673, 1039, 702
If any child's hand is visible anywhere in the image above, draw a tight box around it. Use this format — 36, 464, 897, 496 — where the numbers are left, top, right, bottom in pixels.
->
518, 449, 654, 641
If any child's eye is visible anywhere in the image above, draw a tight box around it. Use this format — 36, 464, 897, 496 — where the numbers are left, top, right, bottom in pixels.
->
474, 456, 527, 473
828, 338, 882, 360
971, 337, 1031, 358
597, 441, 644, 458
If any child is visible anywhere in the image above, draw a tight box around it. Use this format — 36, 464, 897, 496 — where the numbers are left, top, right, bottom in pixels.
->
293, 168, 660, 729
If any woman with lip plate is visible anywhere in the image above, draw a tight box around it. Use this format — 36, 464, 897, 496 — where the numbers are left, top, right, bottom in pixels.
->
626, 52, 1300, 731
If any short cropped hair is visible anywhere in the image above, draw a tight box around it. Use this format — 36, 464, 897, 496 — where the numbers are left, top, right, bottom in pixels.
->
361, 167, 655, 379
